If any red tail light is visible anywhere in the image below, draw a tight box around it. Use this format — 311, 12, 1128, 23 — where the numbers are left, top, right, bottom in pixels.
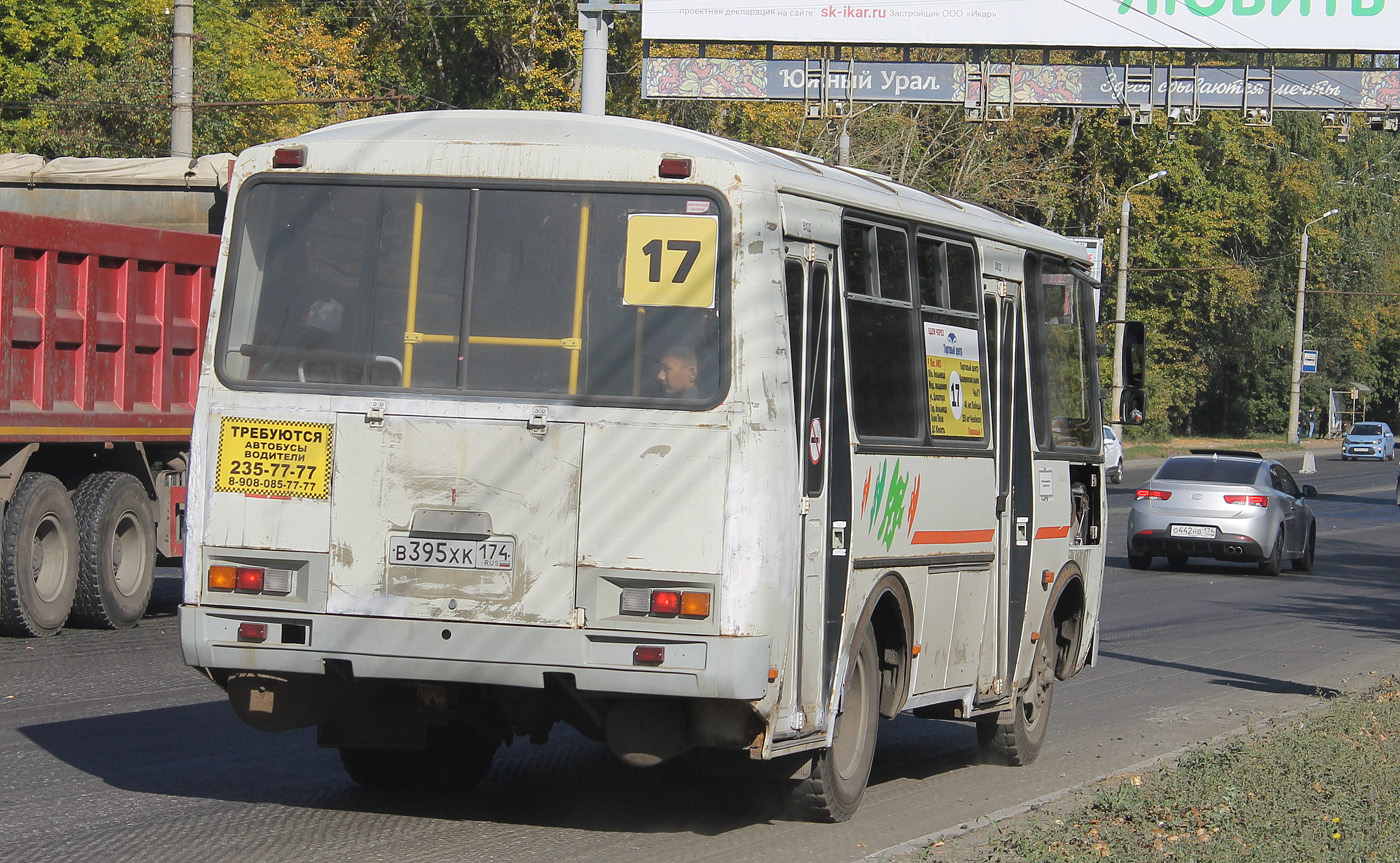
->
1136, 488, 1172, 500
1224, 494, 1269, 507
237, 622, 268, 642
633, 646, 665, 665
235, 567, 265, 591
650, 590, 681, 615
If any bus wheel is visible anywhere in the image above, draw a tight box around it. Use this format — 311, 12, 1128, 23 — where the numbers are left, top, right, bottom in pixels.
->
71, 472, 156, 629
793, 626, 879, 822
0, 473, 79, 637
978, 638, 1054, 767
340, 726, 497, 793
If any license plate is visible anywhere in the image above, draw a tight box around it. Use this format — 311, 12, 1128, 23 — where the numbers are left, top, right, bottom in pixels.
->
1169, 524, 1217, 539
388, 535, 514, 570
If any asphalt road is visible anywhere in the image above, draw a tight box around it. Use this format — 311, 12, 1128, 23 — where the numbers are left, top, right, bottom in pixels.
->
2, 448, 1397, 863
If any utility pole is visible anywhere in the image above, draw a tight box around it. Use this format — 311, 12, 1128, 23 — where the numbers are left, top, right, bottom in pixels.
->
578, 2, 639, 116
171, 0, 194, 158
1109, 169, 1166, 438
1288, 209, 1339, 445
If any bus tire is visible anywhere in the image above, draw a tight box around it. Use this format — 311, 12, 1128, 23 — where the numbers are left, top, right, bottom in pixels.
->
978, 638, 1054, 767
71, 472, 156, 629
793, 626, 879, 822
339, 726, 497, 793
0, 473, 79, 637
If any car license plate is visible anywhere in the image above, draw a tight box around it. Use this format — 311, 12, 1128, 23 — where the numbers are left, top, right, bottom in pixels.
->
388, 535, 514, 570
1169, 524, 1217, 539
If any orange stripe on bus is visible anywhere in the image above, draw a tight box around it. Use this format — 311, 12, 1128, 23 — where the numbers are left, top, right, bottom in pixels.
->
1035, 525, 1071, 539
912, 529, 995, 545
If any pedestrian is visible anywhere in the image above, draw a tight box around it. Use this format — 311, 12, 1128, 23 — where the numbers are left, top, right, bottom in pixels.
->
1307, 407, 1317, 439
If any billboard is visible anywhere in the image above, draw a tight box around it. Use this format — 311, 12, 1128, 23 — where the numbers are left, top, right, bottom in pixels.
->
641, 0, 1400, 53
642, 59, 1400, 112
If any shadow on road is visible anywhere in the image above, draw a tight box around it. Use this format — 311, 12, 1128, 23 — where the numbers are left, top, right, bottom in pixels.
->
1097, 649, 1341, 698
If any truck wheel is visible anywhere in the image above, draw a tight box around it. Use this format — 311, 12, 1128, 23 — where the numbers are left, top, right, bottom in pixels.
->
70, 473, 156, 629
0, 473, 79, 637
340, 725, 497, 793
978, 637, 1054, 766
792, 626, 879, 822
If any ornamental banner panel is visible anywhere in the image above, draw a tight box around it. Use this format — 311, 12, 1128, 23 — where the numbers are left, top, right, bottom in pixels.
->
643, 58, 1400, 112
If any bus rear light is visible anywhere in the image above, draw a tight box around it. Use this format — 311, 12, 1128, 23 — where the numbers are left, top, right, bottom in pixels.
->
1224, 494, 1269, 507
261, 569, 294, 595
651, 590, 681, 616
633, 646, 665, 665
237, 622, 268, 643
272, 147, 306, 168
211, 565, 294, 595
679, 591, 710, 618
620, 587, 711, 619
620, 588, 650, 615
208, 566, 237, 591
236, 567, 265, 592
1136, 488, 1172, 500
658, 157, 692, 179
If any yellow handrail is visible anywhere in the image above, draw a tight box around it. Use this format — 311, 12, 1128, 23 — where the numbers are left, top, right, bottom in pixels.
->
569, 199, 591, 394
402, 193, 426, 386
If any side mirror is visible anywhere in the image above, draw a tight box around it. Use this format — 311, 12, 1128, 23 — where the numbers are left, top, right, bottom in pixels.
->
1119, 389, 1146, 426
1301, 484, 1318, 498
1122, 321, 1146, 390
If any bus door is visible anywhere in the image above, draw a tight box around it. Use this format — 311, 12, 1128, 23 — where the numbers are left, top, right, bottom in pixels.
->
987, 284, 1035, 691
782, 243, 846, 738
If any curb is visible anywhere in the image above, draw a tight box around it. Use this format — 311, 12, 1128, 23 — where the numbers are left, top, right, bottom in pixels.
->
865, 698, 1337, 862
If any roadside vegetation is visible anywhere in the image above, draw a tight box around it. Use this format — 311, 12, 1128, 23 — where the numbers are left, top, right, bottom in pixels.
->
917, 678, 1400, 863
1119, 434, 1317, 462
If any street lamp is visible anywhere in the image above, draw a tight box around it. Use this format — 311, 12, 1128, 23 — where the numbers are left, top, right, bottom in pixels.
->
1111, 169, 1167, 437
1287, 208, 1340, 444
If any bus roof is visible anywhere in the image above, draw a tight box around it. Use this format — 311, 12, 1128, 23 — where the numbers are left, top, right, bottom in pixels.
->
259, 110, 1090, 266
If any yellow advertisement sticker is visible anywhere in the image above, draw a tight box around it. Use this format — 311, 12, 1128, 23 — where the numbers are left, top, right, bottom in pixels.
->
215, 417, 333, 499
925, 323, 984, 439
622, 214, 718, 308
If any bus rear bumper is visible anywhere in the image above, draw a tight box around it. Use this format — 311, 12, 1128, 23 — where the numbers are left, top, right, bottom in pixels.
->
179, 605, 773, 701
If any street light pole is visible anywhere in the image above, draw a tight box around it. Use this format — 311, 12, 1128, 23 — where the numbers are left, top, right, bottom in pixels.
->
1110, 169, 1167, 438
1288, 208, 1339, 444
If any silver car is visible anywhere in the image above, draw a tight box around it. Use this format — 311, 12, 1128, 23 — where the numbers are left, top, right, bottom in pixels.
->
1126, 450, 1317, 575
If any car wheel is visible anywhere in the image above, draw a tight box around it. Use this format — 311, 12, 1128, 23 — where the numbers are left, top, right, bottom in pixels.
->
1128, 552, 1152, 570
1166, 555, 1189, 569
1110, 458, 1123, 484
1291, 525, 1316, 572
1259, 529, 1284, 577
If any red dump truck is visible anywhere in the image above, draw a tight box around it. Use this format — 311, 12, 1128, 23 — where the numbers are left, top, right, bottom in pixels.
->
0, 155, 226, 636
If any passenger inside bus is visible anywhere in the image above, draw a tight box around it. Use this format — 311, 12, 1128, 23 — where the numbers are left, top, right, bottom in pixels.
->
657, 344, 699, 398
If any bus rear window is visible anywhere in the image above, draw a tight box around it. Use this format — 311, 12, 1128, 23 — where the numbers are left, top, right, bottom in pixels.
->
216, 180, 726, 406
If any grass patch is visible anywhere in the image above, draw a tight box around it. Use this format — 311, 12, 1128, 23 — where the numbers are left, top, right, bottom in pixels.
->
1121, 435, 1305, 462
957, 680, 1400, 862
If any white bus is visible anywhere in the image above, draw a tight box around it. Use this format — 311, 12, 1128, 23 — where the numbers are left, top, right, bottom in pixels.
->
180, 111, 1141, 821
